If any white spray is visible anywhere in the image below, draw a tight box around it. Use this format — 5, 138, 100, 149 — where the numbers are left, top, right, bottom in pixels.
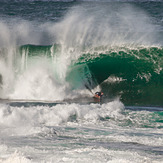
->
0, 4, 158, 100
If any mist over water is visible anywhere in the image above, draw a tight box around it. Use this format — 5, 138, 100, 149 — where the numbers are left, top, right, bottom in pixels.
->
0, 3, 159, 46
55, 4, 158, 48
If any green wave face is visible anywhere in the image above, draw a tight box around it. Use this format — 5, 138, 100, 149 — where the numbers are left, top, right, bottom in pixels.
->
67, 46, 163, 106
2, 44, 163, 106
19, 45, 163, 106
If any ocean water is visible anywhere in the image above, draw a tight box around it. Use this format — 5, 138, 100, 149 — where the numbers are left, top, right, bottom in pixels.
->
0, 0, 163, 162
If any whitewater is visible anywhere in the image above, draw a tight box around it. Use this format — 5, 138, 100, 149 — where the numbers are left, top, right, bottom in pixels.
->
0, 0, 163, 162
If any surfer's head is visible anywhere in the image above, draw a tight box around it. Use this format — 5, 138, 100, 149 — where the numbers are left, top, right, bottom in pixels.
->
94, 92, 103, 99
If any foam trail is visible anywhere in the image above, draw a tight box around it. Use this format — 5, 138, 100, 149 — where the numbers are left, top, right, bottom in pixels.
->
0, 100, 124, 136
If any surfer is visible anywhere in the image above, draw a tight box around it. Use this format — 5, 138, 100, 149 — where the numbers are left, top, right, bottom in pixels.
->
84, 84, 103, 102
94, 92, 104, 100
